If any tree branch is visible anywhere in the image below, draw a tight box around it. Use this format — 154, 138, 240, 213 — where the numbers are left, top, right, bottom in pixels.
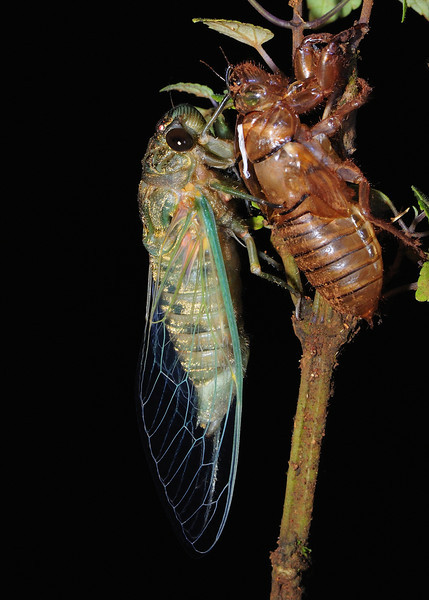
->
270, 294, 358, 600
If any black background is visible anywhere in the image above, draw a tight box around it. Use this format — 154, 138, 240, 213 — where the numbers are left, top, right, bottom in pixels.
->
12, 2, 428, 599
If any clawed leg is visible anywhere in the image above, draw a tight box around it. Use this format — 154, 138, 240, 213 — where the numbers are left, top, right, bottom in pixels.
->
289, 24, 368, 116
309, 77, 371, 139
334, 159, 425, 259
356, 176, 425, 259
295, 81, 425, 259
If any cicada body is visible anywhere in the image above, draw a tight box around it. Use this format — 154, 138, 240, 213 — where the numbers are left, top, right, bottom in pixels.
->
228, 30, 384, 320
138, 104, 251, 553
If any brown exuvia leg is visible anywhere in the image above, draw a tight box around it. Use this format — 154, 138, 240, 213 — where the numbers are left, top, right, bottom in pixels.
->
309, 78, 371, 139
335, 158, 425, 259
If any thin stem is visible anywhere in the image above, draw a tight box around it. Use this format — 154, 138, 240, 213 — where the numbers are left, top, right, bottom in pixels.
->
304, 0, 355, 30
359, 0, 374, 25
247, 0, 299, 29
291, 1, 305, 60
247, 0, 354, 30
382, 281, 419, 299
256, 43, 280, 73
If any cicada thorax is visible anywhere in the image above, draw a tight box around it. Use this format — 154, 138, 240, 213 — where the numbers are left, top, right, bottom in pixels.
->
235, 88, 383, 320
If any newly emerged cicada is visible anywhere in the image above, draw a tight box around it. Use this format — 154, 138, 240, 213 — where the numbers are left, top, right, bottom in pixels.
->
137, 103, 276, 553
228, 25, 424, 320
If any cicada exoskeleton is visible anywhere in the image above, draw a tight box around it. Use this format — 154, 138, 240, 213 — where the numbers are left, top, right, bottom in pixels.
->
138, 103, 274, 553
228, 26, 389, 320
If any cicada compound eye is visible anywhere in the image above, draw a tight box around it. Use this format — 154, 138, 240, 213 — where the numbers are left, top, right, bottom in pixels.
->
234, 83, 268, 114
244, 84, 267, 104
165, 126, 196, 152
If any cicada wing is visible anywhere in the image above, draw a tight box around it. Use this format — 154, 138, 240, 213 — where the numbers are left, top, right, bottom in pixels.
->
138, 196, 243, 554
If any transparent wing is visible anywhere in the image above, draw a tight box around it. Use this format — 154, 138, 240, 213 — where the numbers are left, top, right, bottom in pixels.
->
138, 195, 243, 554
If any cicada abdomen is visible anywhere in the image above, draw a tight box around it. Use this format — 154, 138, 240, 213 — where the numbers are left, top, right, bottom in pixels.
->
138, 103, 251, 553
229, 38, 384, 321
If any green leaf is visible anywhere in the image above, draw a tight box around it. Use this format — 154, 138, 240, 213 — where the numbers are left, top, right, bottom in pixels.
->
416, 261, 429, 302
298, 542, 312, 559
399, 0, 429, 20
193, 18, 274, 48
308, 0, 362, 23
160, 82, 224, 103
363, 186, 398, 219
248, 215, 265, 231
412, 186, 429, 220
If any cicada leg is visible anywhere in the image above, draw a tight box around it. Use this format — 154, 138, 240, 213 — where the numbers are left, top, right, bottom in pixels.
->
209, 181, 277, 209
210, 180, 302, 295
301, 137, 426, 260
308, 77, 372, 139
353, 174, 426, 260
238, 229, 297, 292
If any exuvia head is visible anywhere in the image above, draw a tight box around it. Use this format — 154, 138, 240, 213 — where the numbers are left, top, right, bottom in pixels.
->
228, 62, 287, 113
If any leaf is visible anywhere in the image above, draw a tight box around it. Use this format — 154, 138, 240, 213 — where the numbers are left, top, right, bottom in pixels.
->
399, 0, 429, 20
160, 82, 224, 103
412, 186, 429, 220
364, 186, 398, 218
193, 18, 278, 72
249, 215, 265, 231
192, 19, 274, 49
308, 0, 362, 23
416, 261, 429, 302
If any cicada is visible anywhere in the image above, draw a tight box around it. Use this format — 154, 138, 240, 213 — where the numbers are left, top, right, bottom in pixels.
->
137, 103, 275, 553
228, 26, 394, 320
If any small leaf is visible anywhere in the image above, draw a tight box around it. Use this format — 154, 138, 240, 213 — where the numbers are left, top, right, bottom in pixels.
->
193, 18, 274, 49
193, 18, 278, 72
399, 0, 429, 21
412, 186, 429, 220
249, 215, 265, 231
160, 82, 224, 103
366, 187, 397, 218
297, 541, 312, 558
416, 261, 429, 302
308, 0, 362, 23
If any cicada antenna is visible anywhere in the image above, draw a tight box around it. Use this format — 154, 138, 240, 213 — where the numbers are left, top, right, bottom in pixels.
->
219, 46, 232, 70
199, 43, 234, 82
199, 93, 231, 141
199, 58, 226, 83
198, 48, 235, 141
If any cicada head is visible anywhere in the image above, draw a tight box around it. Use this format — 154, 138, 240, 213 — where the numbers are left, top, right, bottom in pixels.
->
141, 104, 206, 185
142, 104, 235, 184
228, 62, 288, 114
157, 104, 206, 148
